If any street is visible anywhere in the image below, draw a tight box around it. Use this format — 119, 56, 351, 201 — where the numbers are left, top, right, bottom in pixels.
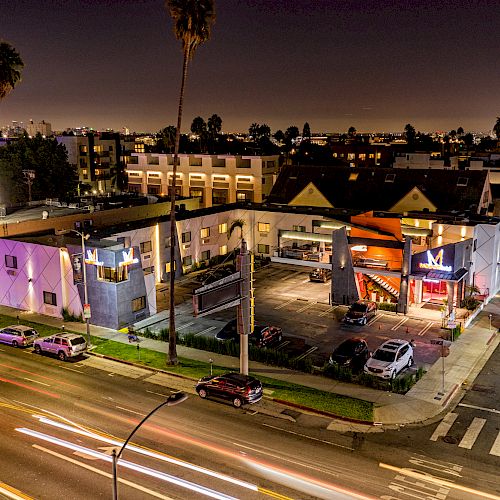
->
1, 340, 500, 500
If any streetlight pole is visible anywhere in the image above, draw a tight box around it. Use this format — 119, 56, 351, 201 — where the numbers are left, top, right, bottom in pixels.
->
111, 392, 187, 500
80, 231, 91, 347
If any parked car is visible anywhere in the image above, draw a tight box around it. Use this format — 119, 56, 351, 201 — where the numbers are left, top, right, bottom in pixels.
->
0, 325, 39, 347
328, 337, 370, 372
364, 339, 414, 379
215, 319, 241, 343
33, 333, 87, 361
249, 326, 283, 348
343, 300, 377, 325
309, 268, 332, 283
195, 372, 263, 407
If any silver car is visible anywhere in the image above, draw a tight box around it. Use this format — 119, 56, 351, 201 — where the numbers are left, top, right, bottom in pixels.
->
33, 333, 87, 361
0, 325, 39, 347
364, 339, 414, 379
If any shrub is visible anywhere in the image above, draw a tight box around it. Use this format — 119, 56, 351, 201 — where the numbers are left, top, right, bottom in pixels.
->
377, 302, 397, 312
461, 296, 479, 311
61, 308, 84, 323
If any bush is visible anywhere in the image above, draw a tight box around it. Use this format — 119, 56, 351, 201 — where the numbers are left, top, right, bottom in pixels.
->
377, 302, 397, 312
61, 308, 83, 323
461, 296, 480, 311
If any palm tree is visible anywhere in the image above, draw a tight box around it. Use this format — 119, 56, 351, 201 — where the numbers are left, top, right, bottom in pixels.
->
229, 218, 245, 240
493, 117, 500, 140
0, 41, 24, 100
249, 123, 260, 140
207, 113, 222, 152
190, 115, 207, 151
165, 0, 216, 365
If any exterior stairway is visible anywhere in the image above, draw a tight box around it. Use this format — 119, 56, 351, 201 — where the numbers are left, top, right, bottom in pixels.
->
367, 274, 399, 299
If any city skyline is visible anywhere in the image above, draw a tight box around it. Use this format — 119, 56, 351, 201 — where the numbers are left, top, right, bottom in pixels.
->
2, 0, 499, 134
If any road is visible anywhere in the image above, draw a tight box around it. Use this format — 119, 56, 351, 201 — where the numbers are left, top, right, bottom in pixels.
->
1, 342, 499, 500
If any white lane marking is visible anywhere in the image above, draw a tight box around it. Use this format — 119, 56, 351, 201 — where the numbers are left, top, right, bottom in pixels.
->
319, 305, 338, 317
274, 298, 296, 310
367, 313, 384, 326
194, 326, 217, 337
489, 431, 500, 456
281, 271, 302, 281
390, 317, 408, 331
458, 417, 486, 449
296, 302, 316, 313
59, 366, 84, 374
458, 403, 500, 414
0, 480, 32, 500
23, 378, 50, 387
430, 412, 458, 441
177, 322, 194, 331
115, 406, 147, 416
262, 423, 353, 451
146, 390, 171, 398
417, 321, 434, 336
33, 445, 176, 500
294, 346, 318, 361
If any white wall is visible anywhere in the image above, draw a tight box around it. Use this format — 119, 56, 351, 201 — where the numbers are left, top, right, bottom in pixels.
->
472, 223, 500, 300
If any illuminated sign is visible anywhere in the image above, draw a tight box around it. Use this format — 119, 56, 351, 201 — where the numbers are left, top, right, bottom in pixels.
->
419, 249, 452, 272
119, 248, 139, 267
85, 249, 103, 266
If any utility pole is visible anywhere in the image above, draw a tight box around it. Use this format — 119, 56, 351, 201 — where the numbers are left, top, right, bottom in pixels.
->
237, 239, 253, 375
22, 169, 36, 203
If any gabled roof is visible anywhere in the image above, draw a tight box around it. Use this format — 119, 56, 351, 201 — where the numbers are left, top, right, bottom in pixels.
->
268, 165, 488, 213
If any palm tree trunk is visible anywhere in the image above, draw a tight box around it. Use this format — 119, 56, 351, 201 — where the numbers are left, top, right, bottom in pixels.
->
168, 45, 190, 365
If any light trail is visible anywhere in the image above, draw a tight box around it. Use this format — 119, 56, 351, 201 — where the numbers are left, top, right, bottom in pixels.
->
0, 480, 34, 500
16, 428, 237, 500
0, 376, 60, 398
0, 362, 80, 387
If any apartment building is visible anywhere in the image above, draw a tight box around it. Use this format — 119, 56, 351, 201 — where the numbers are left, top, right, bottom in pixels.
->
125, 153, 280, 207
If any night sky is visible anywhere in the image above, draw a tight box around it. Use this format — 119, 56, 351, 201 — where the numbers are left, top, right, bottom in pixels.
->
2, 0, 499, 134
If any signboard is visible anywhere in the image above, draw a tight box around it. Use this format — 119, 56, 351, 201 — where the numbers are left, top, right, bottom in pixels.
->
119, 248, 139, 267
71, 253, 84, 284
411, 244, 455, 275
193, 272, 242, 318
85, 248, 103, 266
419, 249, 452, 272
83, 303, 91, 319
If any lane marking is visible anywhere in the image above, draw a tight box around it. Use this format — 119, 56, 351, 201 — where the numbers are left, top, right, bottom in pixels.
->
194, 326, 217, 337
0, 376, 60, 399
261, 424, 353, 451
146, 390, 171, 398
59, 366, 85, 374
294, 346, 318, 361
390, 317, 408, 331
318, 305, 338, 317
0, 362, 80, 386
458, 403, 500, 415
417, 321, 434, 336
458, 417, 486, 449
296, 302, 316, 313
379, 462, 500, 500
22, 378, 50, 387
274, 298, 296, 310
0, 480, 34, 500
115, 406, 147, 416
367, 313, 384, 326
430, 412, 458, 441
489, 431, 500, 456
33, 445, 175, 500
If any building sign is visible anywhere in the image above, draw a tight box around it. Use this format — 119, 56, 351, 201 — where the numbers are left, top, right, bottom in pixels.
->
85, 248, 103, 266
119, 248, 139, 267
419, 249, 452, 272
71, 253, 84, 284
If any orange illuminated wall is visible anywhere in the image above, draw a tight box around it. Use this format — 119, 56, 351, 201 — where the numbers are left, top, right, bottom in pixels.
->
350, 211, 403, 270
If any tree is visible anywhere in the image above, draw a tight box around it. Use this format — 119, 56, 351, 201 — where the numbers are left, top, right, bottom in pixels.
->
0, 41, 24, 100
165, 0, 215, 365
347, 126, 356, 138
493, 117, 500, 139
258, 123, 271, 139
249, 123, 260, 140
285, 125, 299, 142
190, 116, 207, 152
274, 130, 285, 143
207, 113, 222, 152
457, 126, 464, 136
404, 123, 416, 151
157, 125, 177, 153
302, 122, 311, 140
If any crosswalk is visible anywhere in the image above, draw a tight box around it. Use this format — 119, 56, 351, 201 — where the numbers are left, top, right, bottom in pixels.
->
430, 411, 500, 457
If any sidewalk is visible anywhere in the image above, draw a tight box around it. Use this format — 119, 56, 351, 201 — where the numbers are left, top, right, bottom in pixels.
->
1, 298, 498, 427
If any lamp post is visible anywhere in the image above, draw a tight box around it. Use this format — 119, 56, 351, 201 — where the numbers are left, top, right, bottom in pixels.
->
111, 392, 187, 500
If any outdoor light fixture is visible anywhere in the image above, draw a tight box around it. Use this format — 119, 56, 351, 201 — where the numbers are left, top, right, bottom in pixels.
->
351, 245, 367, 252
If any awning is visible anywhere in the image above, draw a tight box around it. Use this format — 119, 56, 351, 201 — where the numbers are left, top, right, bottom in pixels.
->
425, 268, 468, 282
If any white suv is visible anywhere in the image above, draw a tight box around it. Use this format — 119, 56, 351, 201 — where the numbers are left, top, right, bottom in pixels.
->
0, 325, 39, 347
364, 339, 414, 379
34, 333, 87, 361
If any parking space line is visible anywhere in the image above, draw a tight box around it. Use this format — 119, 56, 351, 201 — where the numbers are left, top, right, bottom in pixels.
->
319, 305, 338, 317
177, 322, 195, 331
274, 298, 296, 310
391, 317, 408, 331
295, 346, 318, 361
275, 340, 290, 350
281, 271, 303, 281
194, 326, 217, 337
367, 313, 384, 326
417, 321, 434, 336
296, 302, 317, 313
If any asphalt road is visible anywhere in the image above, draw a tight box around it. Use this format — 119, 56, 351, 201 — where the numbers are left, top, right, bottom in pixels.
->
1, 343, 499, 500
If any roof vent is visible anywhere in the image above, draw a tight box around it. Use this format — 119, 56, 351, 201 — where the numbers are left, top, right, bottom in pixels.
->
385, 173, 396, 183
457, 177, 468, 187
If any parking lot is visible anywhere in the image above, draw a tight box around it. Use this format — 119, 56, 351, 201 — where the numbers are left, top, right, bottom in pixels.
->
144, 263, 449, 374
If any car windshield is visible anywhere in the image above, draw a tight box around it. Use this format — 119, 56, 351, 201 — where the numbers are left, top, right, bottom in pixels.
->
350, 303, 368, 313
70, 337, 86, 346
334, 341, 358, 355
372, 349, 396, 362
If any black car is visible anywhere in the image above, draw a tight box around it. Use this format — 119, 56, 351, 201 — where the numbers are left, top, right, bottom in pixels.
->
342, 300, 377, 326
195, 372, 263, 407
309, 268, 332, 283
215, 320, 281, 348
328, 337, 370, 372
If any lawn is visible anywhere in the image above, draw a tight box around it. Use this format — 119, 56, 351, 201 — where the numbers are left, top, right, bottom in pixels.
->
0, 314, 61, 337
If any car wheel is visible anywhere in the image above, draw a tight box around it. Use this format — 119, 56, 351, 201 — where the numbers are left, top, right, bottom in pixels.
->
34, 345, 42, 354
12, 340, 18, 348
198, 388, 207, 399
407, 356, 413, 368
232, 397, 243, 408
58, 351, 67, 361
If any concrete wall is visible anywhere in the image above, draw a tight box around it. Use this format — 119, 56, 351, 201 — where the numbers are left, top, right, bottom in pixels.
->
472, 223, 500, 299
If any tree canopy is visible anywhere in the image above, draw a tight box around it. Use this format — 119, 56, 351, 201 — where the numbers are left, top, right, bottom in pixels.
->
0, 41, 24, 100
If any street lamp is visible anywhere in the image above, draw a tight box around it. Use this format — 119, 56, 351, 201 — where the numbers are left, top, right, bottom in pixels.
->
112, 392, 187, 500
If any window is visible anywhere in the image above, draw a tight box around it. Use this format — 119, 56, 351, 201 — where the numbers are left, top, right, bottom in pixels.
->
218, 223, 227, 234
182, 255, 192, 267
5, 255, 17, 269
164, 236, 172, 248
219, 245, 228, 255
293, 225, 306, 232
200, 227, 210, 239
257, 244, 270, 254
349, 172, 359, 181
258, 222, 270, 232
182, 232, 191, 244
43, 291, 57, 306
132, 296, 146, 312
347, 153, 355, 160
97, 266, 129, 282
262, 178, 266, 184
369, 153, 375, 159
140, 241, 152, 253
82, 168, 88, 179
385, 173, 396, 183
79, 145, 87, 154
358, 154, 366, 161
457, 177, 468, 187
201, 250, 210, 261
143, 266, 154, 275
